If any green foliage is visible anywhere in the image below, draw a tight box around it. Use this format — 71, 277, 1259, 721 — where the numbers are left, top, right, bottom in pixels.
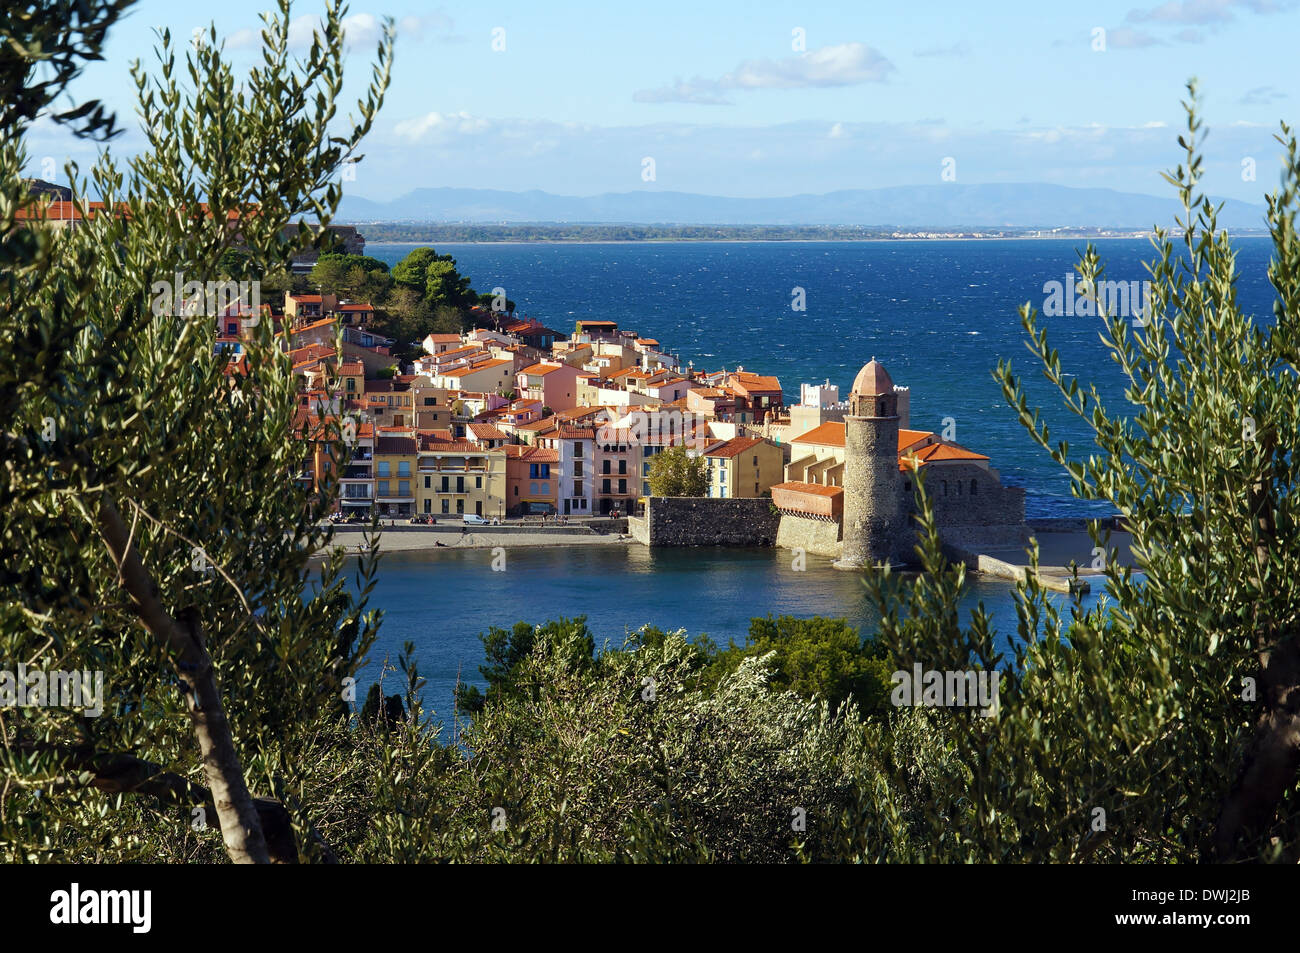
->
647, 444, 707, 496
700, 615, 895, 715
308, 252, 391, 302
0, 0, 393, 862
848, 83, 1300, 863
391, 246, 474, 310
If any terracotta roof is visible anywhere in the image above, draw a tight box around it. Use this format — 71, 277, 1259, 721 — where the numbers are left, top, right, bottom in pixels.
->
506, 445, 559, 463
899, 429, 935, 450
770, 481, 843, 498
729, 371, 782, 394
705, 436, 764, 458
375, 436, 417, 455
516, 419, 556, 432
469, 423, 508, 441
558, 427, 595, 440
441, 359, 511, 377
790, 421, 845, 447
520, 362, 568, 376
908, 443, 990, 464
851, 359, 894, 397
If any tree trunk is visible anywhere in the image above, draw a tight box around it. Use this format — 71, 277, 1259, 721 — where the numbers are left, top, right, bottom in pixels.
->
96, 492, 271, 864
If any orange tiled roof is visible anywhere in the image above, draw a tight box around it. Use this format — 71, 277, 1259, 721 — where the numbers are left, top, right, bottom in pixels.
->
375, 436, 417, 455
770, 481, 843, 498
908, 443, 990, 464
705, 436, 764, 458
791, 422, 845, 447
469, 423, 508, 441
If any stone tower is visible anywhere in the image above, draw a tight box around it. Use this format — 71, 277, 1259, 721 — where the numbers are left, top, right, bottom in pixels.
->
834, 358, 904, 570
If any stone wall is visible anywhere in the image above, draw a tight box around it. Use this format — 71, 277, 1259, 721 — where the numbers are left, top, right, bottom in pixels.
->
903, 463, 1025, 529
775, 513, 842, 557
636, 497, 780, 547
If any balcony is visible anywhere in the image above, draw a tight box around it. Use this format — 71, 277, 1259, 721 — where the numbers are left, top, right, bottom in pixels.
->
343, 466, 372, 479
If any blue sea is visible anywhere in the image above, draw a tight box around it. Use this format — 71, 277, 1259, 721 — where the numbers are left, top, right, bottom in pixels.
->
348, 238, 1278, 721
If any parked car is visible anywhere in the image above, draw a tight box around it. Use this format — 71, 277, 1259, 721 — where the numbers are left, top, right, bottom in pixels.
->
463, 513, 489, 525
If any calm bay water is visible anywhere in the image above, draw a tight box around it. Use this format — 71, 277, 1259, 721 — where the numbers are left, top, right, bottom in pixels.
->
350, 543, 1099, 724
350, 238, 1276, 719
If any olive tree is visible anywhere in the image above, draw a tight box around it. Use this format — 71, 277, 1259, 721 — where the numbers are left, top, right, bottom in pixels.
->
1, 0, 392, 863
854, 83, 1300, 863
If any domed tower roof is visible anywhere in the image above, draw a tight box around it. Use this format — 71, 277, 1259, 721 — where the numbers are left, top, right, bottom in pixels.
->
851, 358, 894, 397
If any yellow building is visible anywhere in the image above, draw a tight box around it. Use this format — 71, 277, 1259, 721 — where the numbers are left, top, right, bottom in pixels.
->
373, 436, 418, 517
416, 436, 506, 519
704, 436, 784, 498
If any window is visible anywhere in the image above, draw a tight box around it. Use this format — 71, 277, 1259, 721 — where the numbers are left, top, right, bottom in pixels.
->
346, 378, 355, 392
603, 460, 611, 474
423, 499, 431, 514
456, 499, 464, 514
456, 476, 465, 493
424, 475, 431, 488
753, 455, 758, 465
574, 481, 584, 495
574, 461, 583, 477
573, 443, 583, 457
378, 481, 390, 497
398, 461, 410, 477
618, 460, 626, 474
399, 480, 409, 496
970, 479, 978, 496
602, 479, 611, 494
541, 482, 549, 494
441, 476, 449, 492
618, 479, 626, 495
377, 461, 390, 477
441, 499, 449, 514
424, 397, 437, 406
514, 486, 519, 496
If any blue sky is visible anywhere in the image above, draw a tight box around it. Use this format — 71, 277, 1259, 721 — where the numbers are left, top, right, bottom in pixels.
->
27, 0, 1300, 202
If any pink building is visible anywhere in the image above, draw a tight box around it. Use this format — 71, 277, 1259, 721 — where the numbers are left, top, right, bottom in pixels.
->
517, 360, 581, 412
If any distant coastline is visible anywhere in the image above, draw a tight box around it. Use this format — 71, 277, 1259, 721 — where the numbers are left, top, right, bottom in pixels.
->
352, 224, 1243, 245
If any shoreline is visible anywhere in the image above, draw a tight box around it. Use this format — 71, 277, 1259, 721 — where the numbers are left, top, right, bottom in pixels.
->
318, 526, 635, 555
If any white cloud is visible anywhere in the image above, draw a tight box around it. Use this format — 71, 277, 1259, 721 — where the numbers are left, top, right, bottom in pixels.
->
1240, 85, 1288, 105
634, 42, 895, 105
828, 122, 846, 139
1126, 0, 1293, 25
394, 110, 492, 142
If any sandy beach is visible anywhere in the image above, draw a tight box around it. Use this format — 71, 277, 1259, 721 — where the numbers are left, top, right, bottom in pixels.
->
320, 526, 635, 554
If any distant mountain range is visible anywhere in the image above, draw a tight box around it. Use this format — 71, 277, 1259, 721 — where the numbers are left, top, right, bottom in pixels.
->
336, 183, 1269, 231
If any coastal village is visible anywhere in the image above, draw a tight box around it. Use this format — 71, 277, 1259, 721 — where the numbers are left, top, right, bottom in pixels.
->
229, 247, 1033, 570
